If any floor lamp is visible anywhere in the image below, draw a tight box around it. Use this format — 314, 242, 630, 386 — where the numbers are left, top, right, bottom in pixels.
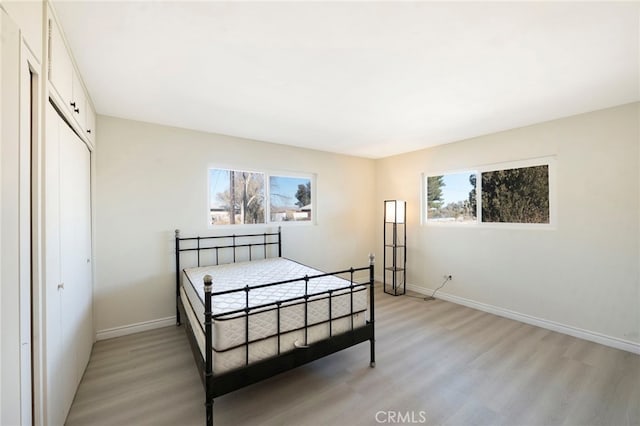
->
383, 200, 406, 296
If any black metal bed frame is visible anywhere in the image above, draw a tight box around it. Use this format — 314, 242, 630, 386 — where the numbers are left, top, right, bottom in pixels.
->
174, 228, 376, 426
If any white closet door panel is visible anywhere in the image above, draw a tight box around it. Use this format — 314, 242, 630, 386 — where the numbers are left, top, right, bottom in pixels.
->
74, 134, 93, 379
69, 120, 93, 375
44, 103, 66, 426
59, 120, 79, 402
80, 144, 93, 373
58, 111, 93, 418
45, 100, 94, 425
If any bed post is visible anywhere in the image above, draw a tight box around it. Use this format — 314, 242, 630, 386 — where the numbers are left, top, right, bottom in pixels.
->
175, 229, 181, 326
369, 253, 376, 368
278, 226, 282, 257
204, 274, 214, 426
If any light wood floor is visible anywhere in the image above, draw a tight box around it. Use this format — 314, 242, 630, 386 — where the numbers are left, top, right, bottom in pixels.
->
66, 288, 640, 426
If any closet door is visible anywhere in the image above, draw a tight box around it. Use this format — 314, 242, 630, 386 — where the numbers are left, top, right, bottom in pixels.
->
46, 103, 93, 425
44, 103, 65, 426
59, 113, 93, 390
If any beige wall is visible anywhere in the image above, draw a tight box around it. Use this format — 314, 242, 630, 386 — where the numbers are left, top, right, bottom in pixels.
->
1, 9, 22, 425
0, 1, 43, 61
375, 103, 640, 348
94, 116, 376, 334
97, 104, 639, 350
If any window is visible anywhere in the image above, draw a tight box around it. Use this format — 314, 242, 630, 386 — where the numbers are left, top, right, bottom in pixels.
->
208, 168, 314, 226
269, 176, 312, 222
481, 165, 549, 224
209, 169, 265, 225
424, 158, 553, 226
425, 172, 477, 223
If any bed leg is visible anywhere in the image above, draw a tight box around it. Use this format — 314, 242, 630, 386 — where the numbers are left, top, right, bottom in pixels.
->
206, 398, 213, 426
370, 338, 376, 368
369, 253, 376, 368
176, 296, 181, 326
176, 229, 182, 327
204, 274, 214, 426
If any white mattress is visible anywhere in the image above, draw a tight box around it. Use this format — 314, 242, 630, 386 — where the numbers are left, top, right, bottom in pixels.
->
181, 257, 368, 374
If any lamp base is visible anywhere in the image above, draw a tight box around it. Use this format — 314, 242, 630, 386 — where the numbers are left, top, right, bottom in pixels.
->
383, 284, 406, 296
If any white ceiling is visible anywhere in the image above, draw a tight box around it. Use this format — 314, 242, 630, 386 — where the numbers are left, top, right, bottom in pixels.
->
53, 1, 640, 159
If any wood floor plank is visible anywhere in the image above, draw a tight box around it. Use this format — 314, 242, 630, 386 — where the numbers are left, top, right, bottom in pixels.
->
65, 288, 640, 426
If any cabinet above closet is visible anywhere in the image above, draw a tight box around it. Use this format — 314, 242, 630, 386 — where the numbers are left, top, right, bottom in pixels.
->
48, 7, 96, 149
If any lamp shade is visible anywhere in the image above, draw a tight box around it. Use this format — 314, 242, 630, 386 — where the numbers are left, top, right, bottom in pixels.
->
384, 200, 405, 223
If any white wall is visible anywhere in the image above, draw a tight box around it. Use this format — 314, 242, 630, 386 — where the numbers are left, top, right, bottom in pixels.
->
375, 103, 640, 350
94, 116, 376, 335
0, 11, 4, 423
1, 8, 22, 425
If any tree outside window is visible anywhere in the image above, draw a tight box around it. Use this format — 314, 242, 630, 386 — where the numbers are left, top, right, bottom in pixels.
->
209, 169, 265, 225
481, 165, 549, 223
426, 172, 477, 223
269, 176, 312, 222
425, 162, 551, 225
209, 169, 314, 226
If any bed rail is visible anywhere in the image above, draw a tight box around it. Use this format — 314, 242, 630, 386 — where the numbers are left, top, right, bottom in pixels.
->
202, 253, 375, 425
205, 264, 372, 352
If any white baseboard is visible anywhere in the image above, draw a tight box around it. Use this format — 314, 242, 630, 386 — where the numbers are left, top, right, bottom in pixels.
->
405, 283, 640, 355
96, 316, 177, 341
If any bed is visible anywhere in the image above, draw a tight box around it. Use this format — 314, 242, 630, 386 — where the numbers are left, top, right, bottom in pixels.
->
174, 228, 375, 426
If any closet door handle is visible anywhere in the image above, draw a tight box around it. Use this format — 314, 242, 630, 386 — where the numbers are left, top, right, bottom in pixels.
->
87, 129, 92, 134
74, 107, 80, 114
57, 282, 65, 290
70, 101, 76, 108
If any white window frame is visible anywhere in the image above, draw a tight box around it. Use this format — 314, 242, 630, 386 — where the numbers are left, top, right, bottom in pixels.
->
423, 156, 557, 229
207, 166, 316, 228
